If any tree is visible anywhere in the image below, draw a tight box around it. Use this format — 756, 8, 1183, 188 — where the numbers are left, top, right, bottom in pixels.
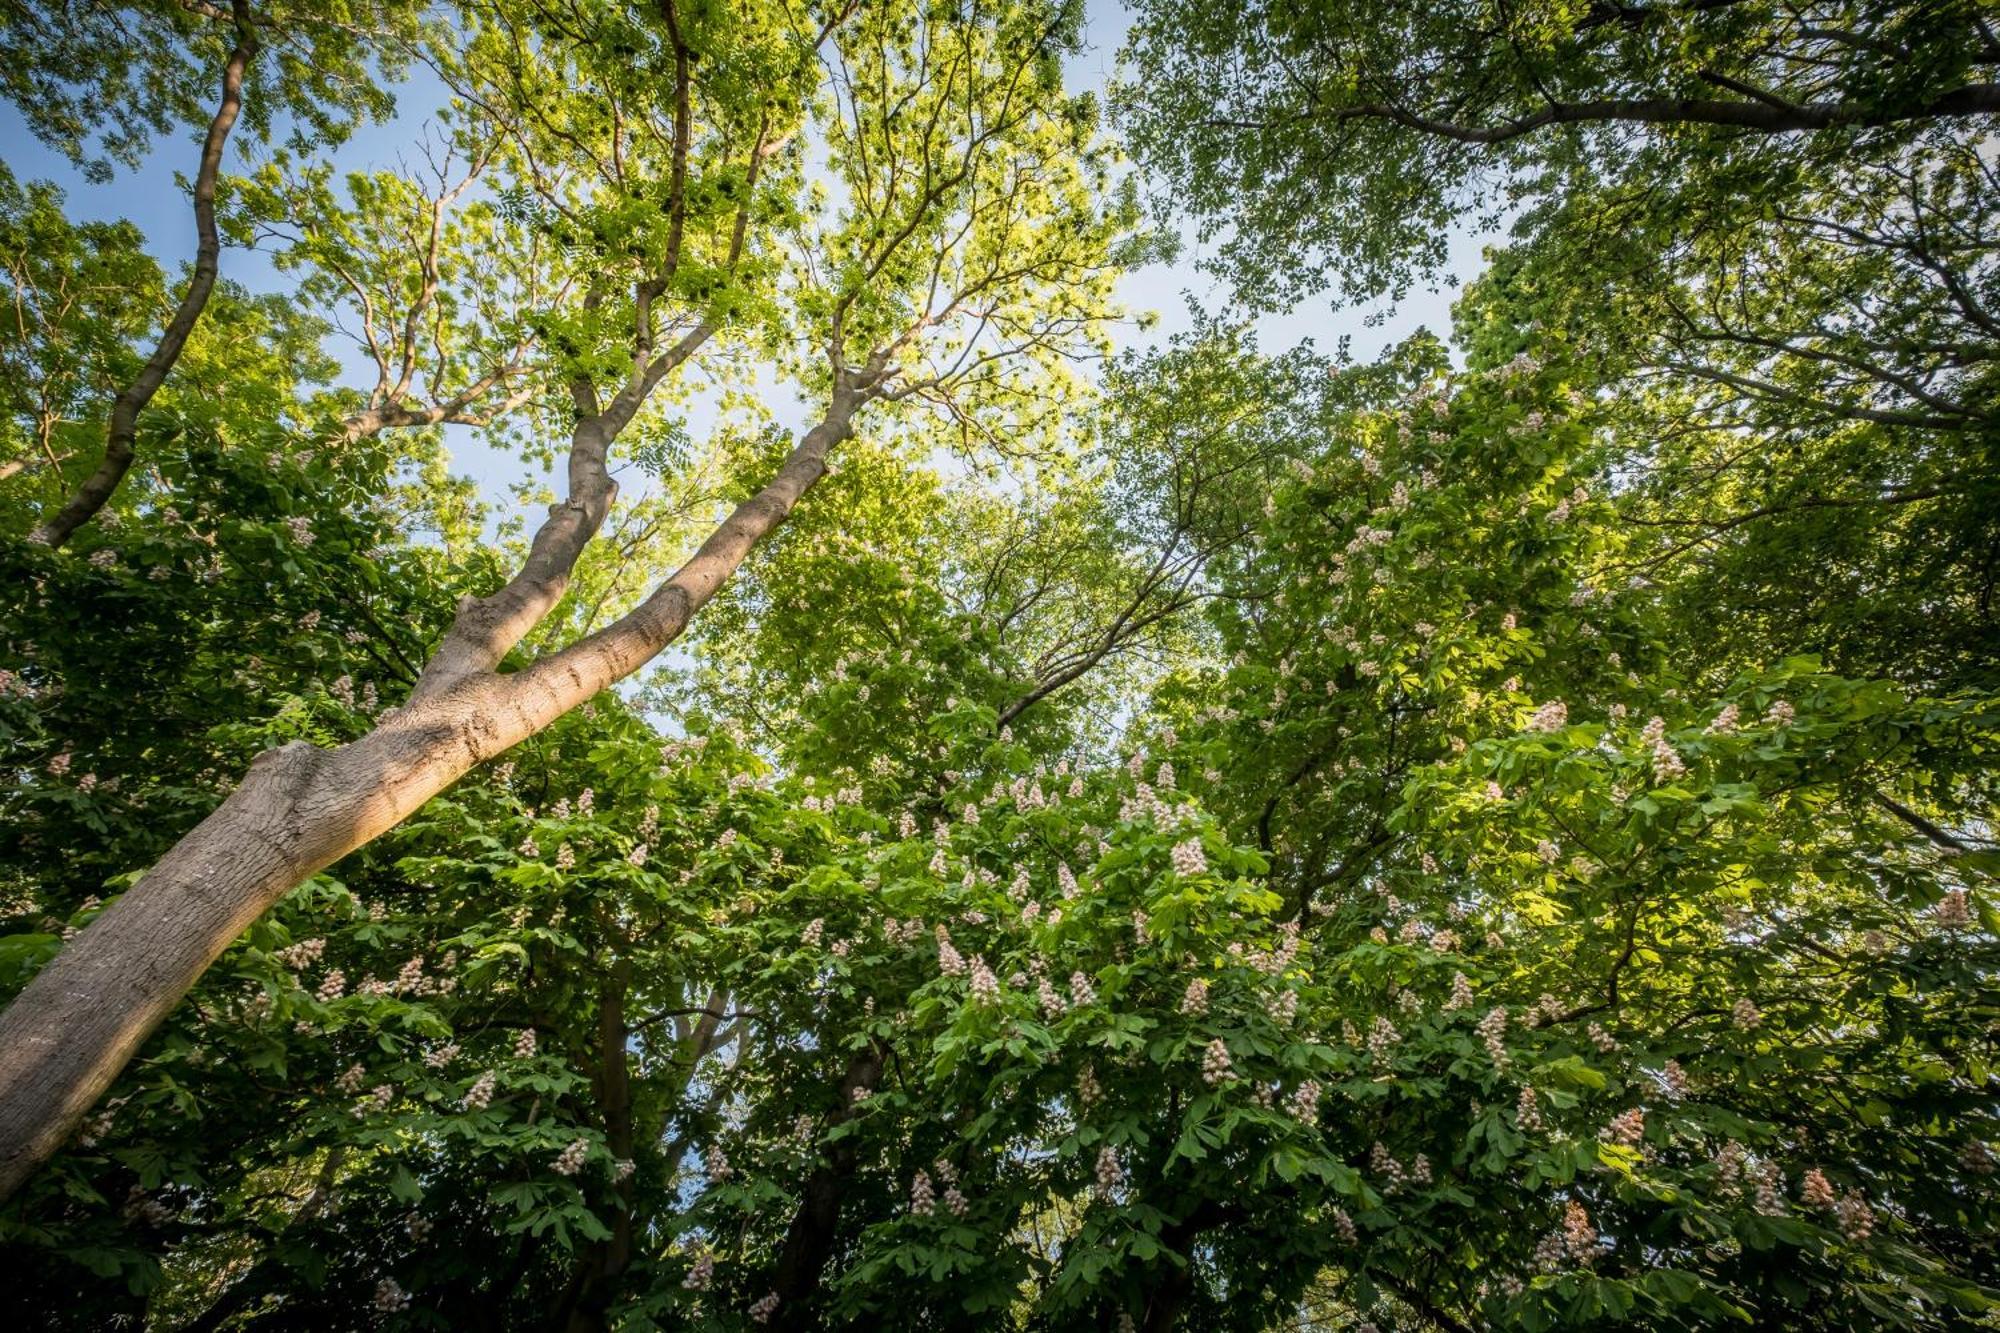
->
3, 2, 1998, 1328
0, 0, 1136, 1204
1120, 0, 2000, 693
1119, 0, 2000, 305
16, 0, 417, 546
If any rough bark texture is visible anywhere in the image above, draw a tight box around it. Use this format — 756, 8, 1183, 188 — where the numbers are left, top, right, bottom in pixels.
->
29, 1, 257, 548
0, 382, 866, 1201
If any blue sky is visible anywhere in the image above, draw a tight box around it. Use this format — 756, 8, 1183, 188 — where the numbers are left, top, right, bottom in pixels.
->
1, 0, 1491, 518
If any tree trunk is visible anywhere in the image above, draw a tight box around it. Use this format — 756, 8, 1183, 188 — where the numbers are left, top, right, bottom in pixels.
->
769, 1042, 887, 1321
554, 962, 636, 1333
30, 0, 257, 548
1134, 1200, 1223, 1333
0, 390, 863, 1201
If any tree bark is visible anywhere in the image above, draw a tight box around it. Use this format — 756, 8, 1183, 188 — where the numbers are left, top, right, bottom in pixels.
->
554, 962, 636, 1333
29, 0, 257, 548
769, 1042, 887, 1319
0, 383, 868, 1201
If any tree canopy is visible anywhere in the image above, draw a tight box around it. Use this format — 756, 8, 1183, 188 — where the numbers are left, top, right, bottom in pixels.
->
0, 1, 1994, 1330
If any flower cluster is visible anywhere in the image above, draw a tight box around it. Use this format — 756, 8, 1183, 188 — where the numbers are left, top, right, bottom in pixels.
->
935, 925, 967, 976
463, 1071, 497, 1111
1368, 1015, 1401, 1063
1446, 972, 1475, 1010
935, 1158, 968, 1215
1475, 1006, 1508, 1067
275, 937, 326, 971
1601, 1107, 1645, 1147
1095, 1145, 1124, 1198
1525, 700, 1568, 733
1640, 716, 1687, 781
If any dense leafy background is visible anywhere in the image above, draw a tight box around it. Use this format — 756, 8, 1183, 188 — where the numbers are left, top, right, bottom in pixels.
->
1, 1, 1995, 1330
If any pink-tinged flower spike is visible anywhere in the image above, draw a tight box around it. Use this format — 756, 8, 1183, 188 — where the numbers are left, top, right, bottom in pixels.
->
1835, 1190, 1874, 1242
1201, 1039, 1233, 1085
1601, 1107, 1644, 1146
1095, 1145, 1124, 1198
463, 1071, 497, 1111
1037, 975, 1065, 1019
1369, 1015, 1402, 1064
1445, 972, 1474, 1010
969, 956, 1001, 1004
1525, 701, 1567, 733
1475, 1007, 1508, 1065
934, 925, 967, 977
1935, 889, 1974, 930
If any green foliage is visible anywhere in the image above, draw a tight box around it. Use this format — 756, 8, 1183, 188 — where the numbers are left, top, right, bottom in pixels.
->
0, 2, 1994, 1331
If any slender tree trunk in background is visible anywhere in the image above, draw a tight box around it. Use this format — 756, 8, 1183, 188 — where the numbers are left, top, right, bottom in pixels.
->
1137, 1218, 1201, 1333
0, 386, 867, 1201
29, 0, 257, 549
556, 962, 636, 1333
770, 1043, 888, 1317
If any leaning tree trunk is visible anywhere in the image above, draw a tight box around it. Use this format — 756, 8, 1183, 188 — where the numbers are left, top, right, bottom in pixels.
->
0, 391, 864, 1201
30, 0, 257, 548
